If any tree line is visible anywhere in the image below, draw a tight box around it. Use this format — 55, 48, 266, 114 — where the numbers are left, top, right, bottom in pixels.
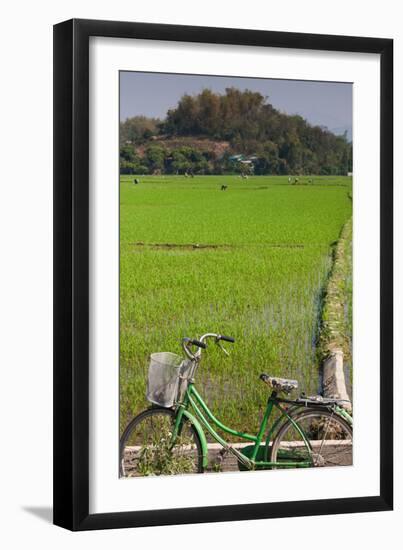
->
120, 88, 352, 176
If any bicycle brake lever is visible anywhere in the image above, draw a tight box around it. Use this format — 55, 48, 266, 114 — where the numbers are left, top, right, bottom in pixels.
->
216, 340, 230, 357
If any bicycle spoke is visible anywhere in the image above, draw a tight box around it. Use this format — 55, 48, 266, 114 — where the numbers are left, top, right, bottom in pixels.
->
271, 409, 352, 469
120, 409, 202, 477
317, 414, 333, 456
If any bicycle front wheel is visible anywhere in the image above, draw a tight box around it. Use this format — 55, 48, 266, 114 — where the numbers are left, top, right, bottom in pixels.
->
120, 408, 204, 477
270, 408, 352, 469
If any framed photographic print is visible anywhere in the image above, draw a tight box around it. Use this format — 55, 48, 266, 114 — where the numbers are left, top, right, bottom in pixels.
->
53, 19, 393, 530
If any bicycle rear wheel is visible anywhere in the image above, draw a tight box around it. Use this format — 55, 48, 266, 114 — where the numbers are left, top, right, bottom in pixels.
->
270, 408, 352, 468
120, 408, 204, 477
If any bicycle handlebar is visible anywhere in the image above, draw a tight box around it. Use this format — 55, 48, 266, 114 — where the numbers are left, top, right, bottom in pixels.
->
182, 337, 207, 349
218, 335, 235, 343
181, 332, 235, 360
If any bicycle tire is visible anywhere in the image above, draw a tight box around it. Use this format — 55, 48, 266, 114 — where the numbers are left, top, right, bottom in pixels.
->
120, 407, 204, 477
270, 408, 352, 469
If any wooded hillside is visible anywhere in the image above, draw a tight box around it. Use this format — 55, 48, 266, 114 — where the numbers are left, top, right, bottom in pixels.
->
120, 88, 352, 176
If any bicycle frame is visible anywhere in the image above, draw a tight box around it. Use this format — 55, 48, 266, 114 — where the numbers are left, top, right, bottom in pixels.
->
170, 333, 353, 471
173, 382, 314, 470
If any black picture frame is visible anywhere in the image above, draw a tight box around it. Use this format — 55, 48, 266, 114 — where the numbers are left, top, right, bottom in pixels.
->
53, 18, 393, 531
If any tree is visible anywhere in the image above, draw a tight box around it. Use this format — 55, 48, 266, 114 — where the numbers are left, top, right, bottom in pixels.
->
145, 145, 166, 172
254, 142, 281, 174
171, 150, 191, 174
120, 145, 137, 163
120, 116, 160, 145
120, 146, 141, 174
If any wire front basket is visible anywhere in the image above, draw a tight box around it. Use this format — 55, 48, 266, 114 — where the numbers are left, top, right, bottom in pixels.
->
146, 352, 192, 408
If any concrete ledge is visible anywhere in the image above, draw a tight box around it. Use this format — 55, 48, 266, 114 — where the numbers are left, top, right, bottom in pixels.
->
322, 349, 352, 411
319, 218, 353, 413
124, 440, 352, 472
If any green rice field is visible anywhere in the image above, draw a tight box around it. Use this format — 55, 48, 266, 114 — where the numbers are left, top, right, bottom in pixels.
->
120, 175, 352, 434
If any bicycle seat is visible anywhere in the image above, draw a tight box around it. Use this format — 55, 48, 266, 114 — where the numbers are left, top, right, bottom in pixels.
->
260, 373, 298, 394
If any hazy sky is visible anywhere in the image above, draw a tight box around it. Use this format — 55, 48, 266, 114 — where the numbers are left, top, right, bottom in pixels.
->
120, 71, 352, 137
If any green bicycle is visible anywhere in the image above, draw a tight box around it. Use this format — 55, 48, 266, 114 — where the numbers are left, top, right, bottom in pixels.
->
120, 333, 353, 477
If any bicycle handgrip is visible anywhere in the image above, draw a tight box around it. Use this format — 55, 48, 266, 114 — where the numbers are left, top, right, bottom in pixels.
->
219, 335, 235, 343
190, 339, 207, 349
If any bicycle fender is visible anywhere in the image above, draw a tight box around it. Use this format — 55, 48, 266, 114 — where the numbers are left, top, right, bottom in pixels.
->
334, 405, 353, 425
182, 409, 209, 468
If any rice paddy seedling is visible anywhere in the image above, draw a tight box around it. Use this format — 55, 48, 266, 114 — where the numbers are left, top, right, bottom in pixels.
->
120, 175, 352, 434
